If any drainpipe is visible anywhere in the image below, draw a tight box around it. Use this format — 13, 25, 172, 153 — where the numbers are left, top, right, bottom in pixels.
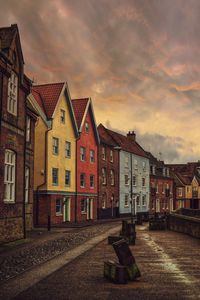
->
130, 153, 133, 223
36, 121, 52, 225
75, 133, 80, 223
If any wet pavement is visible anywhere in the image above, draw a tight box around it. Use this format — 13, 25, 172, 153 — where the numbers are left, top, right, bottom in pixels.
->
1, 225, 200, 300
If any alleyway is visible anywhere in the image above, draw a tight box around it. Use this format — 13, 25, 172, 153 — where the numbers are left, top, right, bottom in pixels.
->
1, 224, 200, 300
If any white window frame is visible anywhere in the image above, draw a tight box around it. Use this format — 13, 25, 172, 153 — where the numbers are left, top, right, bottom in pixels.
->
110, 150, 113, 162
142, 195, 146, 206
85, 122, 89, 133
25, 166, 30, 203
52, 137, 59, 155
136, 195, 140, 207
56, 199, 62, 215
102, 147, 106, 160
178, 187, 183, 197
65, 141, 71, 158
110, 170, 115, 186
133, 175, 136, 186
52, 168, 59, 185
81, 198, 87, 213
102, 168, 106, 185
60, 109, 65, 124
65, 170, 71, 187
125, 156, 129, 168
80, 147, 86, 161
7, 71, 18, 116
80, 173, 86, 188
90, 174, 95, 188
26, 116, 31, 142
124, 194, 129, 207
102, 193, 106, 209
125, 174, 129, 185
4, 150, 16, 202
90, 150, 95, 163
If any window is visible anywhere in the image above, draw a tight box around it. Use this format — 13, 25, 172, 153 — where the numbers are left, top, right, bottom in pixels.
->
152, 165, 156, 175
178, 187, 183, 197
65, 141, 71, 158
156, 183, 159, 193
26, 116, 31, 142
142, 195, 146, 206
85, 122, 89, 133
81, 198, 87, 213
133, 175, 136, 186
110, 170, 115, 185
124, 194, 129, 207
142, 178, 145, 187
25, 167, 30, 203
136, 196, 140, 206
102, 168, 106, 185
110, 150, 113, 162
102, 147, 106, 160
52, 138, 59, 155
65, 170, 71, 186
60, 109, 65, 124
56, 199, 62, 215
4, 150, 16, 202
125, 174, 129, 185
80, 173, 86, 188
142, 161, 146, 171
80, 147, 86, 161
7, 71, 18, 115
125, 156, 129, 168
90, 175, 95, 188
52, 168, 58, 185
90, 150, 95, 163
162, 184, 165, 194
102, 193, 106, 209
134, 159, 138, 170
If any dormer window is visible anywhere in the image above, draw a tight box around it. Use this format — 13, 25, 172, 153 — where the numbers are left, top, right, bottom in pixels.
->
7, 71, 18, 116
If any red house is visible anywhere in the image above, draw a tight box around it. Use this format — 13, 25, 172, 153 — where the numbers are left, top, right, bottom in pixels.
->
72, 98, 99, 222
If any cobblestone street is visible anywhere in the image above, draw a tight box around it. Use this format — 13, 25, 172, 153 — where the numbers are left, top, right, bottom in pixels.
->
0, 223, 200, 300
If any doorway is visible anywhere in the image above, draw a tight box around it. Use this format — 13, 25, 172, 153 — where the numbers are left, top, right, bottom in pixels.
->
63, 197, 71, 222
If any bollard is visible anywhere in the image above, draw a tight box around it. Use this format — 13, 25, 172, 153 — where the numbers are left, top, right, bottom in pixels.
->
112, 239, 135, 266
47, 215, 51, 231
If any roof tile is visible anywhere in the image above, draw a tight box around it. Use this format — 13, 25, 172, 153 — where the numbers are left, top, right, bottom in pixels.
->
71, 98, 89, 129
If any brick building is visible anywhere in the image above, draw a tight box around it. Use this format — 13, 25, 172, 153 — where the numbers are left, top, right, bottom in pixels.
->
147, 152, 174, 214
0, 24, 37, 243
72, 98, 99, 222
97, 124, 120, 219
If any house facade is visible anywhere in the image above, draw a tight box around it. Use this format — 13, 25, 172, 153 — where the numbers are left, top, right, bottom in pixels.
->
0, 24, 36, 243
72, 98, 99, 222
103, 130, 150, 218
97, 124, 120, 219
147, 152, 174, 214
32, 82, 79, 225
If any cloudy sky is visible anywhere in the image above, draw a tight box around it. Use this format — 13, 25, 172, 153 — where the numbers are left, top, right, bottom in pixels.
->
1, 0, 200, 163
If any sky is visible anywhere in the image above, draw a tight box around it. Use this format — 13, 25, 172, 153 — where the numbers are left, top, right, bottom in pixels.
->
1, 0, 200, 163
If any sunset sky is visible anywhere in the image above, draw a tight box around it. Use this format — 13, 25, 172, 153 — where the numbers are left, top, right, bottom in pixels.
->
1, 0, 200, 163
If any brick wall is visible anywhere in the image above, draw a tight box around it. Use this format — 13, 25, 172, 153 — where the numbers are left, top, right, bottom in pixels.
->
168, 213, 200, 238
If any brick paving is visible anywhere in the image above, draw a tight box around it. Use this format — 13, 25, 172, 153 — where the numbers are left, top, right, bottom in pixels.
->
4, 225, 200, 300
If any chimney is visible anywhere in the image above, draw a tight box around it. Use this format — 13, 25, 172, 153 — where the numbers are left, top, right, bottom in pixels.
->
127, 131, 136, 142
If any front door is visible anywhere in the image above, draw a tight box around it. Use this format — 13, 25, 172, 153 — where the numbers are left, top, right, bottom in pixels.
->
87, 198, 93, 220
63, 197, 71, 222
156, 198, 160, 212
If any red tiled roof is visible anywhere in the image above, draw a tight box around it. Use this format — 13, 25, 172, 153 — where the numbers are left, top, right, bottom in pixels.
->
168, 162, 200, 185
98, 124, 118, 147
99, 125, 148, 157
71, 98, 89, 129
32, 82, 65, 118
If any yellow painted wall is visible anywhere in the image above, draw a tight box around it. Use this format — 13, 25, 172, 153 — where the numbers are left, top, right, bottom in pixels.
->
47, 93, 76, 192
34, 116, 47, 190
185, 185, 192, 199
191, 177, 200, 197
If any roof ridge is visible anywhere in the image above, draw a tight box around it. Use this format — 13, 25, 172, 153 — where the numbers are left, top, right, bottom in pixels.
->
33, 82, 65, 87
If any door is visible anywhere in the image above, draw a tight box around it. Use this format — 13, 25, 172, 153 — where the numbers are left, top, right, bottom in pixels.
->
63, 197, 71, 222
87, 198, 93, 220
156, 198, 160, 212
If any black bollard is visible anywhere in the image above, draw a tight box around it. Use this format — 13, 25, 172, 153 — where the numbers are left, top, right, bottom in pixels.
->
47, 215, 51, 231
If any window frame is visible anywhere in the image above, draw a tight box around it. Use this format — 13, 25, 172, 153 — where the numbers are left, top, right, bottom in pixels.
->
4, 149, 16, 203
81, 198, 87, 213
56, 199, 62, 215
102, 168, 106, 185
80, 146, 86, 161
52, 168, 59, 186
90, 174, 95, 188
65, 170, 71, 187
124, 194, 129, 207
52, 137, 59, 155
7, 71, 18, 116
26, 116, 31, 143
65, 141, 71, 158
25, 166, 30, 203
90, 149, 95, 163
80, 173, 86, 188
60, 109, 65, 124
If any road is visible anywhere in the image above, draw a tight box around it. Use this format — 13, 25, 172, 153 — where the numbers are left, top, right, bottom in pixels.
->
1, 224, 200, 300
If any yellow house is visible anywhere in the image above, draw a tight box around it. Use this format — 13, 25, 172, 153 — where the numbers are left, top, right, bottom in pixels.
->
32, 82, 79, 225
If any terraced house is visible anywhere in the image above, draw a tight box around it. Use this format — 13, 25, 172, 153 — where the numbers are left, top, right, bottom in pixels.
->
0, 24, 37, 243
72, 98, 99, 222
32, 82, 79, 225
97, 124, 120, 219
101, 129, 150, 218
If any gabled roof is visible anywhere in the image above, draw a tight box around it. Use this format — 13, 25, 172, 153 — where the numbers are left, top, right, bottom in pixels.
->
32, 82, 79, 137
98, 124, 120, 147
72, 97, 100, 144
0, 24, 24, 63
103, 127, 148, 158
168, 162, 200, 186
72, 98, 89, 129
32, 82, 65, 118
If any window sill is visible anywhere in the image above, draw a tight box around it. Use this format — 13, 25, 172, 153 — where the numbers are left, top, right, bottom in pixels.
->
81, 211, 87, 214
56, 213, 63, 216
3, 200, 15, 204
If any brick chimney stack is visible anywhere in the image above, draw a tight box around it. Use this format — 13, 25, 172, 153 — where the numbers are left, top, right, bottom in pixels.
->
127, 131, 136, 142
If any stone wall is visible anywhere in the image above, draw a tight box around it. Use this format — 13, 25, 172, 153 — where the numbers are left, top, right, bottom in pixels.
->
168, 213, 200, 239
0, 217, 24, 244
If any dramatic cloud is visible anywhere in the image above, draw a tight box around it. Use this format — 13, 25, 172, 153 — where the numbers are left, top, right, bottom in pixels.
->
1, 0, 200, 163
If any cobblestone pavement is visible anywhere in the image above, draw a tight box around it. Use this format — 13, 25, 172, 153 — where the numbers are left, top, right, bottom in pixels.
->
12, 226, 200, 300
0, 221, 121, 282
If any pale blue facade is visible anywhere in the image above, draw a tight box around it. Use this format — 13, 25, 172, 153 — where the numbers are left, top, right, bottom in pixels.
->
119, 150, 150, 215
